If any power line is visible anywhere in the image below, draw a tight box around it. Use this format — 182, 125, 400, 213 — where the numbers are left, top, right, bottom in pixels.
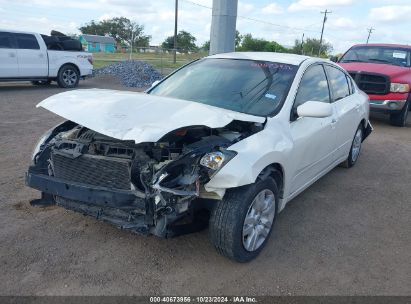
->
366, 27, 374, 44
180, 0, 321, 34
319, 9, 331, 56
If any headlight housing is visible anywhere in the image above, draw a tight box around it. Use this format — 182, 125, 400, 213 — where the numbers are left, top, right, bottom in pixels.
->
390, 83, 410, 93
200, 150, 237, 173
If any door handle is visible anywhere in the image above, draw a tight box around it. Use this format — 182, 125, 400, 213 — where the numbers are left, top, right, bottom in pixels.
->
9, 52, 16, 58
330, 118, 337, 129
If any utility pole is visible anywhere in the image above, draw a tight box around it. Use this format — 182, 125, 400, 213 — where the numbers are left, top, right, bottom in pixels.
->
209, 0, 238, 55
366, 27, 374, 44
300, 33, 305, 55
129, 30, 134, 60
173, 0, 178, 64
318, 9, 331, 57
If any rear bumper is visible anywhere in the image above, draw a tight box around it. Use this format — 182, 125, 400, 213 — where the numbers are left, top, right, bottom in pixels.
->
81, 68, 94, 78
369, 99, 407, 112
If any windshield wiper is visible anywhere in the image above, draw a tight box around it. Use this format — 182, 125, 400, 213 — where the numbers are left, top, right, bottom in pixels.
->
340, 59, 362, 63
368, 58, 390, 63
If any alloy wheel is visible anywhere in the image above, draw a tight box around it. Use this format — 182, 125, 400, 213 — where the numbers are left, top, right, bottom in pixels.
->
62, 69, 78, 86
242, 189, 275, 252
351, 128, 363, 162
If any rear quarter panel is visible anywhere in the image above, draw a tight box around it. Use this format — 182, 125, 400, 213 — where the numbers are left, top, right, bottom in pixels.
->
47, 51, 93, 77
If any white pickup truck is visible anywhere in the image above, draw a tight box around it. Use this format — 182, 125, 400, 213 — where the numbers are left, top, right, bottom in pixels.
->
0, 29, 93, 88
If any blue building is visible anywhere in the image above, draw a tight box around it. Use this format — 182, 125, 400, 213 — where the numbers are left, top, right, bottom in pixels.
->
80, 34, 116, 53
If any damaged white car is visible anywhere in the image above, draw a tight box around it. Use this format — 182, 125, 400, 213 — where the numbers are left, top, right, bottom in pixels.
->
26, 52, 372, 262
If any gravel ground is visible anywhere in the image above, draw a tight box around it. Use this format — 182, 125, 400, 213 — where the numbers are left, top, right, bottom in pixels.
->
93, 60, 163, 87
0, 77, 410, 296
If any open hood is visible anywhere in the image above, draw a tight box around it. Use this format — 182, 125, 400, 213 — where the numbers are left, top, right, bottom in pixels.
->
37, 89, 265, 143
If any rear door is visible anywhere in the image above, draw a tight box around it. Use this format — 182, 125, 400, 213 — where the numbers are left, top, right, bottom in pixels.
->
324, 65, 360, 159
288, 64, 339, 195
0, 31, 18, 77
14, 33, 48, 77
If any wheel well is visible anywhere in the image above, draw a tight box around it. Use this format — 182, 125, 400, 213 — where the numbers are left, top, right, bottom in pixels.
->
360, 119, 366, 130
257, 164, 284, 198
58, 63, 80, 76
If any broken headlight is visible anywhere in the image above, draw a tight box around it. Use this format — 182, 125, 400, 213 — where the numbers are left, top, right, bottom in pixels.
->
200, 150, 237, 172
31, 129, 53, 163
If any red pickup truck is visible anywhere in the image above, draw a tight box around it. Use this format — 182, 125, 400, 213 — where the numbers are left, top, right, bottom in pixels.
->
337, 44, 410, 127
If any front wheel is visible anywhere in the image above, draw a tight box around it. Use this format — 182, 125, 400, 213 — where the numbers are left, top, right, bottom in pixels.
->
57, 65, 80, 88
390, 100, 409, 127
209, 177, 278, 262
341, 124, 363, 168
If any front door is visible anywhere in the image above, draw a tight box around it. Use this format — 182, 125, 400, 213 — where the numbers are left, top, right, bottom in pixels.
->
14, 33, 48, 77
288, 64, 338, 195
0, 32, 18, 78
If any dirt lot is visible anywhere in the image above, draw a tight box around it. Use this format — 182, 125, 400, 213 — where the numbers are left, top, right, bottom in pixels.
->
0, 77, 410, 296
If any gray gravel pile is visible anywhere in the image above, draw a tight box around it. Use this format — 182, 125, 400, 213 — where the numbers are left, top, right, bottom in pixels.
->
94, 60, 163, 88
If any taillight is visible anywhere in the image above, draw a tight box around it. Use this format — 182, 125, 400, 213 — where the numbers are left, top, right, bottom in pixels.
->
88, 55, 93, 65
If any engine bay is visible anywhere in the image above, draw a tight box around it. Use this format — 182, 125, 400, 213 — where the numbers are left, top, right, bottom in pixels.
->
31, 119, 264, 236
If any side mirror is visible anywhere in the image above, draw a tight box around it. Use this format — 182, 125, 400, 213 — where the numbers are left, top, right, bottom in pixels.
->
151, 80, 161, 88
330, 56, 338, 62
297, 101, 333, 118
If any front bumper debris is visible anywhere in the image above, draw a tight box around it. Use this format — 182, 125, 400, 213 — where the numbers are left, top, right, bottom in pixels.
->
26, 168, 209, 238
26, 169, 151, 235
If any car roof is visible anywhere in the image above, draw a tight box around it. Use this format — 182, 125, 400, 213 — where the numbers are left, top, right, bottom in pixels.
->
207, 52, 312, 65
0, 28, 38, 35
351, 43, 411, 50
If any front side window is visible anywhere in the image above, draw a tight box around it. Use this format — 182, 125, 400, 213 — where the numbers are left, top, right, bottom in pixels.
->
325, 65, 350, 101
149, 58, 298, 117
340, 46, 411, 67
14, 33, 40, 50
0, 32, 14, 49
294, 64, 330, 109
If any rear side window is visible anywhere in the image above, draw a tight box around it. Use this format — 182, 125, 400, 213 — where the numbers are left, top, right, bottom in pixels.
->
294, 64, 330, 109
325, 66, 351, 101
0, 32, 14, 49
15, 33, 40, 50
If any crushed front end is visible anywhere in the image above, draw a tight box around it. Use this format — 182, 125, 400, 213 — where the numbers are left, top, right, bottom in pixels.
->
26, 120, 263, 238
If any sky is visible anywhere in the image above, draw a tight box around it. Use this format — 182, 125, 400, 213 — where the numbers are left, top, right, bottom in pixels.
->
0, 0, 410, 54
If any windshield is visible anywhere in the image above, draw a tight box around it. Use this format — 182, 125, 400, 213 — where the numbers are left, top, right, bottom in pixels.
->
340, 46, 411, 67
149, 58, 298, 117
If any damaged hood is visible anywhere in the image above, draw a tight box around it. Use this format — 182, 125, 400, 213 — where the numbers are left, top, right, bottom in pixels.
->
37, 89, 265, 143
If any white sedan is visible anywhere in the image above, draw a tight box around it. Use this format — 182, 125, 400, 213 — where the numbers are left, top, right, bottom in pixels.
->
27, 52, 372, 262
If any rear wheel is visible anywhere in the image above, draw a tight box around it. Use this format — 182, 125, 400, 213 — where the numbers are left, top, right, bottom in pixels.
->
390, 100, 409, 127
341, 124, 363, 168
209, 177, 278, 262
57, 65, 79, 88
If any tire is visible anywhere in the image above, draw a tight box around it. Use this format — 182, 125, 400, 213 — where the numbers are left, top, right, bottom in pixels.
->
31, 80, 51, 86
57, 65, 80, 88
341, 124, 363, 168
209, 177, 278, 262
390, 100, 409, 127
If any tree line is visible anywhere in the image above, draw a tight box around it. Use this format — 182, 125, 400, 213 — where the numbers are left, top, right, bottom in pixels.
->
79, 17, 333, 56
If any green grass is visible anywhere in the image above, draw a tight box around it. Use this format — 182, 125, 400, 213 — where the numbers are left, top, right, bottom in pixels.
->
92, 51, 206, 75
